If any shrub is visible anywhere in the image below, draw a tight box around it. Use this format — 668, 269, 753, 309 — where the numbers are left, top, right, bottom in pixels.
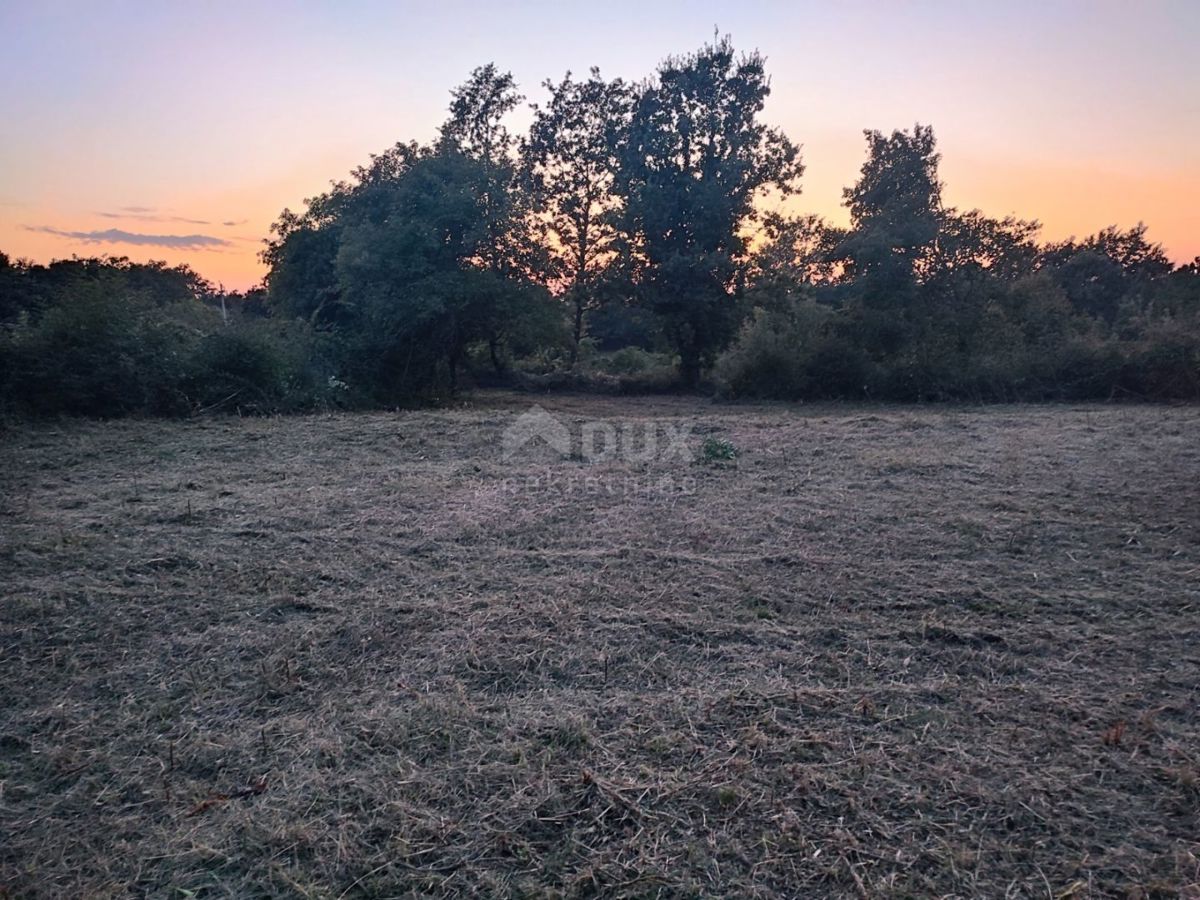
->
585, 302, 664, 352
699, 436, 738, 462
182, 319, 331, 414
614, 366, 684, 394
0, 282, 334, 417
570, 347, 681, 393
1120, 320, 1200, 399
591, 346, 666, 375
1047, 335, 1126, 400
0, 285, 203, 416
714, 300, 833, 399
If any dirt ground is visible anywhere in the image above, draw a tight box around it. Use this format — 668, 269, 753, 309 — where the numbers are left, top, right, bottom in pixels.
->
1, 393, 1198, 898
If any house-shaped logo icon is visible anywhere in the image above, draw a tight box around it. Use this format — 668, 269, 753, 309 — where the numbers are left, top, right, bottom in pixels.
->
502, 406, 572, 460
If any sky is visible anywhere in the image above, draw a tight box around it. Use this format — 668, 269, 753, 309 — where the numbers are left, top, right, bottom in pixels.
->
1, 0, 1197, 291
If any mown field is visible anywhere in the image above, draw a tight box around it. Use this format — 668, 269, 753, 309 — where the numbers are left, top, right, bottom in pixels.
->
1, 393, 1198, 898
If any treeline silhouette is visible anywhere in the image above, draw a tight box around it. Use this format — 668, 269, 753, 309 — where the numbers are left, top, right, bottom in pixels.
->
3, 36, 1198, 416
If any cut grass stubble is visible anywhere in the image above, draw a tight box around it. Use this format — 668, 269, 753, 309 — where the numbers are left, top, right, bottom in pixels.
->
1, 393, 1198, 897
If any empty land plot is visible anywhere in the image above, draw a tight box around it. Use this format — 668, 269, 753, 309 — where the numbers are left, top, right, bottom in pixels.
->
1, 394, 1198, 897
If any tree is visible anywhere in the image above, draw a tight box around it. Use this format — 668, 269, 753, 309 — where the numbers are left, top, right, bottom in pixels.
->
439, 65, 527, 273
262, 142, 422, 326
1039, 223, 1174, 324
920, 209, 1041, 321
441, 64, 522, 166
747, 213, 845, 305
440, 65, 550, 370
523, 68, 633, 360
838, 124, 942, 300
829, 125, 944, 359
262, 65, 555, 397
334, 148, 506, 394
618, 35, 803, 386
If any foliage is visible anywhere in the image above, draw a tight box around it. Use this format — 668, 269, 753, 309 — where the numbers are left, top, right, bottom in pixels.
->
699, 435, 738, 462
589, 346, 664, 376
583, 301, 664, 352
4, 39, 1200, 417
183, 319, 331, 414
523, 68, 633, 358
715, 300, 838, 399
261, 66, 551, 401
0, 263, 331, 417
618, 34, 804, 386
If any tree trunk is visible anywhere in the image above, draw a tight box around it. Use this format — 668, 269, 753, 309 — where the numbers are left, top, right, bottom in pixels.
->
448, 338, 463, 393
569, 298, 584, 367
489, 337, 504, 375
679, 350, 701, 390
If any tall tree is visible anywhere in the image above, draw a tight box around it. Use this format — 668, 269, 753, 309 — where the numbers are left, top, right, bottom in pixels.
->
619, 35, 803, 386
439, 65, 527, 272
440, 65, 548, 369
441, 63, 522, 167
334, 148, 503, 393
262, 142, 422, 326
922, 209, 1041, 312
839, 125, 942, 298
523, 69, 633, 360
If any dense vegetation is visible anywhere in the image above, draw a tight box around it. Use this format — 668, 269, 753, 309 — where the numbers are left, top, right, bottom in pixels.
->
0, 255, 331, 417
3, 36, 1198, 416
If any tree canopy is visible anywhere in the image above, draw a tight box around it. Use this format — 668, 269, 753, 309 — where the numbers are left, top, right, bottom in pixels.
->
4, 35, 1198, 416
619, 35, 804, 384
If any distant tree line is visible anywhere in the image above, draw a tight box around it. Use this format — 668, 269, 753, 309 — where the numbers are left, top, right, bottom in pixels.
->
3, 36, 1198, 416
0, 255, 319, 416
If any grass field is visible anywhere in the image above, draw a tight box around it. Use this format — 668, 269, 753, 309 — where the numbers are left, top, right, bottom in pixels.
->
2, 393, 1198, 898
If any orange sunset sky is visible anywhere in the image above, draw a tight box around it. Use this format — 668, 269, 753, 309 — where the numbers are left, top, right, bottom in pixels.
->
1, 1, 1197, 291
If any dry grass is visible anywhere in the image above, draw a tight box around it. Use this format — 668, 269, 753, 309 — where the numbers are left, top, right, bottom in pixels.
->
1, 393, 1198, 898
